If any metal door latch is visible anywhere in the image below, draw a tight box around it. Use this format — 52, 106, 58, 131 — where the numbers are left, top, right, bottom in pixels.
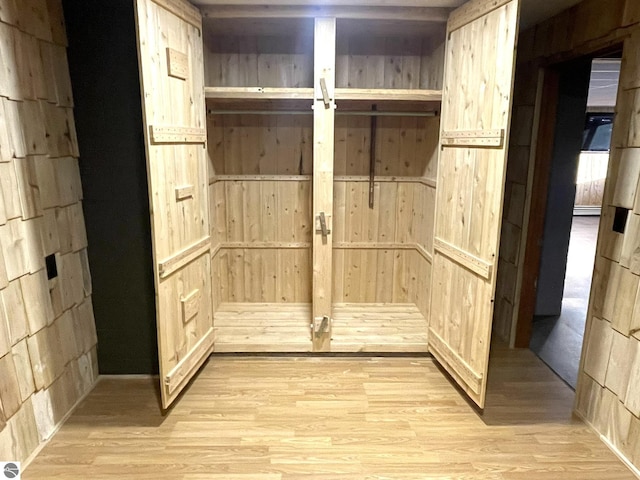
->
315, 212, 331, 237
312, 315, 331, 334
319, 77, 331, 108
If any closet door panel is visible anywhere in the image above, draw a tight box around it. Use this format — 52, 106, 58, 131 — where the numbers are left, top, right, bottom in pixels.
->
430, 0, 520, 408
135, 0, 213, 408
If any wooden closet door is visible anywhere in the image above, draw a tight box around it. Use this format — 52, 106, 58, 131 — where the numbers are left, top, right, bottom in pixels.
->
135, 0, 213, 408
429, 0, 520, 408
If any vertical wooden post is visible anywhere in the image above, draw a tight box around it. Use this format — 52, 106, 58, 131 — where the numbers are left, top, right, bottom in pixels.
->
312, 17, 336, 352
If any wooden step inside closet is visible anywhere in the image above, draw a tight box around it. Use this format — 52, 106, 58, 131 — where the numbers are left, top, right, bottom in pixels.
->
134, 0, 520, 409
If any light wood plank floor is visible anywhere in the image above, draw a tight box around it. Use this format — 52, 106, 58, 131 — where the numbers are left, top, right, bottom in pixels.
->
25, 345, 635, 479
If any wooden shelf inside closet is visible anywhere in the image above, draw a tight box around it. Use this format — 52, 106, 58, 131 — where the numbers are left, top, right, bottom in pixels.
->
335, 87, 441, 102
205, 86, 315, 100
205, 86, 442, 106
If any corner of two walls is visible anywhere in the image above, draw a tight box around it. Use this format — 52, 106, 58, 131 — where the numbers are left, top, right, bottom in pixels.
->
495, 0, 640, 470
0, 0, 97, 464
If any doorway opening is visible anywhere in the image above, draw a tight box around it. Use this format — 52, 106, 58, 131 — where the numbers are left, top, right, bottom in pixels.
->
521, 56, 621, 388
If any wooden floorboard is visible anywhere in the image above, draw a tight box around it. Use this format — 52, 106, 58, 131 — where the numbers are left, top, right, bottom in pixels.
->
24, 344, 635, 479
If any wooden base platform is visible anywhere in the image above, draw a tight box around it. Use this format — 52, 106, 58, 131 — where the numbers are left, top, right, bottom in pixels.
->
331, 303, 428, 352
213, 303, 428, 353
214, 303, 312, 353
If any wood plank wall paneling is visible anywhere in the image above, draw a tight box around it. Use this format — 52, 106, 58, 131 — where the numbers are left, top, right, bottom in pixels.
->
494, 0, 640, 472
213, 248, 312, 304
208, 114, 314, 304
332, 115, 438, 321
335, 27, 445, 90
0, 0, 97, 466
203, 30, 315, 88
207, 113, 314, 175
332, 182, 434, 299
334, 115, 439, 177
207, 112, 439, 312
212, 178, 313, 303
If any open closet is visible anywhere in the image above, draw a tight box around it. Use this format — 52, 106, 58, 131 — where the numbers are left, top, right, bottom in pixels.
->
133, 0, 519, 409
205, 16, 443, 353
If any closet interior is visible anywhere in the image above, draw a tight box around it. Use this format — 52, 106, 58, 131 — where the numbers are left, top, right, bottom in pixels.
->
203, 16, 445, 352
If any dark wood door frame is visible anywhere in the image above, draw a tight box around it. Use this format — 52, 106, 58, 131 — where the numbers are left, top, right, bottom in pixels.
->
514, 50, 622, 348
514, 67, 560, 348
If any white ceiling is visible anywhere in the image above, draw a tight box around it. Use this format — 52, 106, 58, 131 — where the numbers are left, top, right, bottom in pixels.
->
194, 0, 586, 29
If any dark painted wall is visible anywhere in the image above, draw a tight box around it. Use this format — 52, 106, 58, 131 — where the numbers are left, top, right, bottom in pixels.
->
534, 59, 591, 316
63, 0, 158, 373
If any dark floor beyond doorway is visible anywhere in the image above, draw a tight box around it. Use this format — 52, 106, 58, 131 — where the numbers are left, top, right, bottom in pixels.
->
530, 216, 599, 388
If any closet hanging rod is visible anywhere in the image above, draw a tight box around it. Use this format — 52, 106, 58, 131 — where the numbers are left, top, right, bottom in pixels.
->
339, 110, 438, 117
207, 109, 438, 117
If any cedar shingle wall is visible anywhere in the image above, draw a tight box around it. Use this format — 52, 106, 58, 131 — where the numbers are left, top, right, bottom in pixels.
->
495, 0, 640, 468
0, 0, 97, 464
